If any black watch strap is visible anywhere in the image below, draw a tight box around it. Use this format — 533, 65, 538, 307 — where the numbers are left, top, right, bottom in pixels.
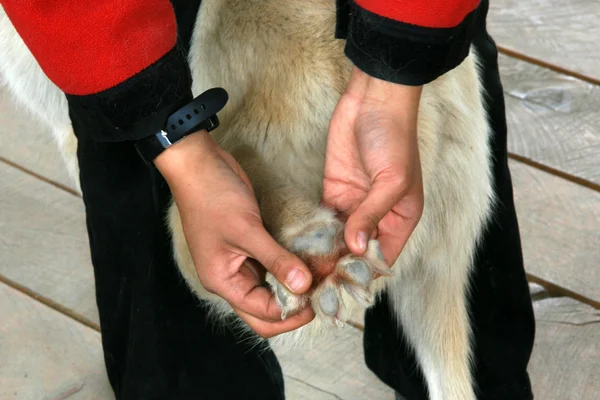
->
135, 87, 229, 163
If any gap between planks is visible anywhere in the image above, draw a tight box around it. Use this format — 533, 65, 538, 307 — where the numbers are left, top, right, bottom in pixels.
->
0, 273, 100, 332
527, 274, 600, 310
498, 46, 600, 87
508, 154, 600, 193
0, 156, 80, 197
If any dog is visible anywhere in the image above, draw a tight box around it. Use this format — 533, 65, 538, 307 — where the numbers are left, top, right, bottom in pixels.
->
0, 1, 493, 398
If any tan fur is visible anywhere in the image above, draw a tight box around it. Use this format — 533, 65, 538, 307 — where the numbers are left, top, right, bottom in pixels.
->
1, 1, 494, 399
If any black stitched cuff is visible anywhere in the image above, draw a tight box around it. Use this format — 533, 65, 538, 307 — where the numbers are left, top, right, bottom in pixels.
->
339, 1, 480, 86
65, 43, 193, 143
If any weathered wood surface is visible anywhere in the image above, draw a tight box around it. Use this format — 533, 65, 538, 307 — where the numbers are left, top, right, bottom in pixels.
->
489, 0, 600, 81
275, 327, 395, 400
500, 54, 600, 185
0, 86, 76, 192
529, 296, 600, 400
0, 162, 98, 325
285, 377, 341, 400
0, 283, 112, 400
510, 160, 600, 304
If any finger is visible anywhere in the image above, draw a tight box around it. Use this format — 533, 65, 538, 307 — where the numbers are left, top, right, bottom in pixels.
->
344, 178, 404, 255
242, 258, 267, 282
240, 227, 313, 295
234, 305, 315, 338
219, 266, 288, 322
373, 199, 422, 265
378, 232, 411, 267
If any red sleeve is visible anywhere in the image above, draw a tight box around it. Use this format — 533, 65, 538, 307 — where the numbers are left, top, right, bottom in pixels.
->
1, 0, 177, 95
354, 0, 479, 29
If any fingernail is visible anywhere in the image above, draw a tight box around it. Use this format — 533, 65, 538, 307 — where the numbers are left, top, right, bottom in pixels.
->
357, 231, 368, 252
286, 268, 306, 292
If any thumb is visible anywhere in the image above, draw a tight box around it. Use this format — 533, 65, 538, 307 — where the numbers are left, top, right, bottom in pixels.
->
241, 226, 313, 295
344, 179, 402, 255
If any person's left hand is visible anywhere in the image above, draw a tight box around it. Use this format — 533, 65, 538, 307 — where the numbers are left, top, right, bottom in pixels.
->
322, 67, 425, 266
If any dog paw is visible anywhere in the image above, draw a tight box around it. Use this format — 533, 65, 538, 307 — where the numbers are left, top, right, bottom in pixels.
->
274, 209, 391, 324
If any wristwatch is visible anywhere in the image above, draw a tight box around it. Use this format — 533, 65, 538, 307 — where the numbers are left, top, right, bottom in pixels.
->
135, 87, 229, 164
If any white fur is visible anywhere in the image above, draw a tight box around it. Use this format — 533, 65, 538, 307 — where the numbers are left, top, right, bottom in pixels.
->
0, 8, 79, 187
0, 2, 494, 399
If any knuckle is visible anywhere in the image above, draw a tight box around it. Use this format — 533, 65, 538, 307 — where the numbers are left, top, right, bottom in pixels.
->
199, 279, 218, 294
365, 213, 380, 230
253, 326, 274, 339
194, 266, 220, 294
388, 173, 410, 191
266, 254, 288, 275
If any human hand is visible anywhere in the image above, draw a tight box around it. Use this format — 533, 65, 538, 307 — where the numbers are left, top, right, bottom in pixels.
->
323, 67, 425, 266
155, 131, 314, 337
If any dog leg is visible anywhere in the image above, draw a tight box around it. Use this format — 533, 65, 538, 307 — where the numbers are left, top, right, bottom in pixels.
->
230, 145, 392, 323
390, 257, 475, 400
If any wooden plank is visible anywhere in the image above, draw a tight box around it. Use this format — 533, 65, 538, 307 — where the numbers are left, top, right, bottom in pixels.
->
275, 327, 395, 400
500, 54, 600, 185
529, 297, 600, 400
0, 85, 77, 192
285, 377, 340, 400
0, 162, 99, 325
0, 283, 112, 399
510, 160, 600, 304
488, 0, 600, 81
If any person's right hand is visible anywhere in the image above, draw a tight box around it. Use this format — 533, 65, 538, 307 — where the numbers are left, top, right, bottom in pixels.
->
154, 130, 315, 338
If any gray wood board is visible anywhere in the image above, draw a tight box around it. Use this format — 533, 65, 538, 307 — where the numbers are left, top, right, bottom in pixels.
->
500, 54, 600, 185
489, 0, 600, 81
510, 160, 599, 303
275, 326, 395, 400
529, 296, 600, 399
0, 283, 112, 399
0, 162, 98, 325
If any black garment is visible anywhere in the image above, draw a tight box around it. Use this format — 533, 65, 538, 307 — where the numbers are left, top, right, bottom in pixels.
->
70, 0, 534, 398
363, 1, 535, 399
72, 112, 286, 400
335, 0, 481, 86
71, 1, 286, 398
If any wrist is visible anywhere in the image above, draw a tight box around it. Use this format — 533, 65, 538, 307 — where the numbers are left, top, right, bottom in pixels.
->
350, 66, 422, 110
153, 129, 216, 182
135, 87, 229, 165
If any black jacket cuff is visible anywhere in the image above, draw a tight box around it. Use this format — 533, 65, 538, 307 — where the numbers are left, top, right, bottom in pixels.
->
337, 1, 481, 86
65, 44, 193, 143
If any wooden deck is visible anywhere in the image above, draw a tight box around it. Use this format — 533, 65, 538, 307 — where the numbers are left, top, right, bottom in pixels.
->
1, 2, 598, 399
